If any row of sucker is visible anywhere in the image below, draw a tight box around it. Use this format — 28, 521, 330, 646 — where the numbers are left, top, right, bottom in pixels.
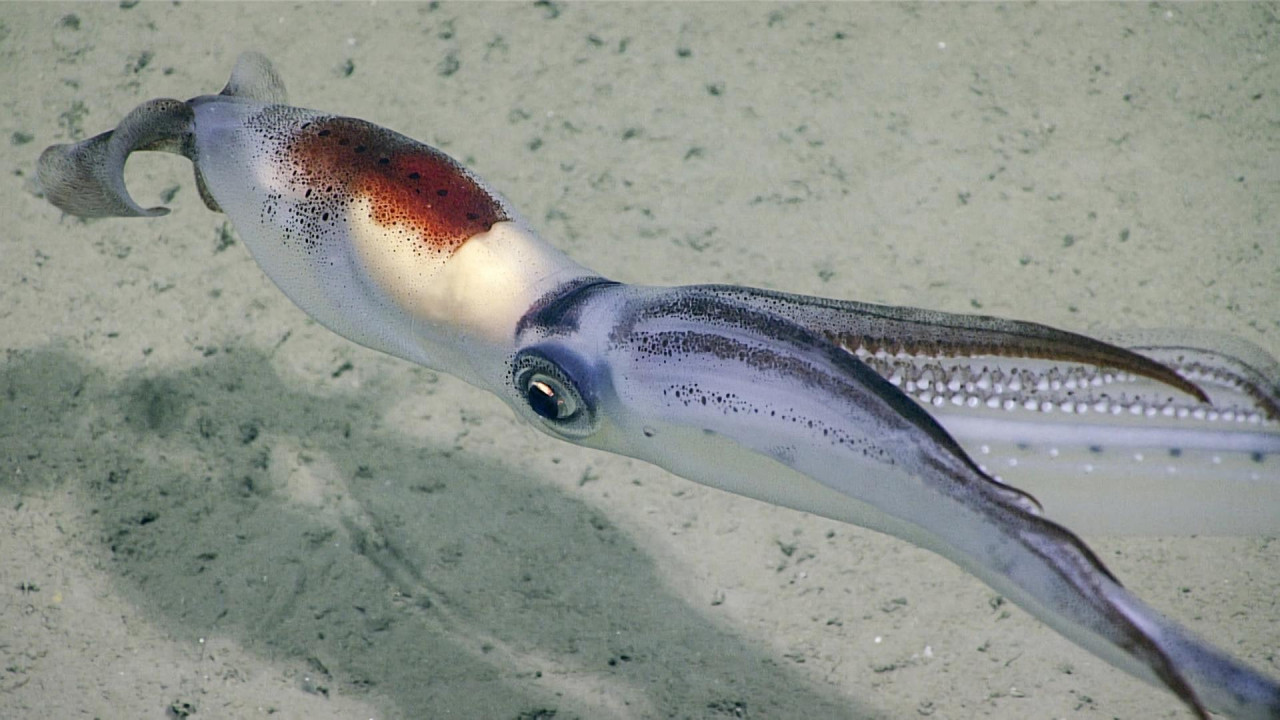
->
853, 348, 1272, 427
1177, 359, 1280, 422
829, 326, 1213, 407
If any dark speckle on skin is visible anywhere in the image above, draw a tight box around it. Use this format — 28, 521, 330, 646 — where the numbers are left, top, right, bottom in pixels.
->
250, 107, 511, 261
515, 277, 618, 338
600, 287, 993, 481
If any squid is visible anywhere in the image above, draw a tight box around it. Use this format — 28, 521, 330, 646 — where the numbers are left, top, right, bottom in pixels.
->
37, 53, 1280, 718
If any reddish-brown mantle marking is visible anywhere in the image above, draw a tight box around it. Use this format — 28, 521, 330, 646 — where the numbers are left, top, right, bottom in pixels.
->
286, 116, 509, 256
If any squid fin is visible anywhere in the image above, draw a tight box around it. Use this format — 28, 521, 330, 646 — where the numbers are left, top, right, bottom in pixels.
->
36, 98, 192, 218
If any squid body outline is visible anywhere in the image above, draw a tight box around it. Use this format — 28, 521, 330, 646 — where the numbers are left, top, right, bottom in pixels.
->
37, 53, 1280, 718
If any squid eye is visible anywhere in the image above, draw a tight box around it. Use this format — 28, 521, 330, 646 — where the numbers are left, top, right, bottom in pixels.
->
513, 349, 598, 438
525, 373, 579, 421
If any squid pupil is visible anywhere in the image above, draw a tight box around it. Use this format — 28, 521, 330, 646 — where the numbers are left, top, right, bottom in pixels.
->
527, 379, 563, 420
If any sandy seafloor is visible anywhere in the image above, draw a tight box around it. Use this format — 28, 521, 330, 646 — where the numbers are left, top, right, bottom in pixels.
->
2, 3, 1278, 719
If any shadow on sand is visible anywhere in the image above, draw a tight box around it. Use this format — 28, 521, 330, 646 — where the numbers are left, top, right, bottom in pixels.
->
1, 347, 880, 719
